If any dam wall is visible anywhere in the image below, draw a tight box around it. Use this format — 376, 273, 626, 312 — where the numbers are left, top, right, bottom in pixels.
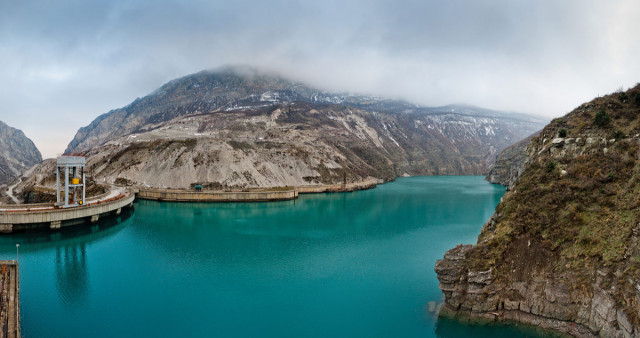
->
296, 179, 379, 194
136, 179, 380, 202
137, 179, 380, 202
0, 192, 135, 233
137, 188, 298, 202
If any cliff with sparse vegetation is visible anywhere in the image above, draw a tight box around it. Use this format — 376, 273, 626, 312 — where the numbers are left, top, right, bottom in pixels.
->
436, 85, 640, 337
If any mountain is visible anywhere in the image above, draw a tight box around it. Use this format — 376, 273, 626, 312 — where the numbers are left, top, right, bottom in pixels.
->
54, 66, 547, 190
0, 120, 42, 186
435, 85, 640, 336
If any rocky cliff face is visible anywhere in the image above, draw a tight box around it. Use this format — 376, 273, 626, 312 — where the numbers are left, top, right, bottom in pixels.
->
58, 66, 545, 189
485, 132, 538, 187
436, 86, 640, 337
0, 120, 42, 186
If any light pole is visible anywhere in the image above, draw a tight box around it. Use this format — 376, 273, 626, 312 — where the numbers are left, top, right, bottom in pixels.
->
16, 244, 19, 262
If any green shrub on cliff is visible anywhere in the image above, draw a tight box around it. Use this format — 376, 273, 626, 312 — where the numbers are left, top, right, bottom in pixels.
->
612, 130, 626, 140
594, 109, 610, 126
618, 91, 628, 102
545, 161, 556, 172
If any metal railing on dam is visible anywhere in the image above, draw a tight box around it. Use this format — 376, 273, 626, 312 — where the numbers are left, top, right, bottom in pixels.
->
0, 192, 135, 233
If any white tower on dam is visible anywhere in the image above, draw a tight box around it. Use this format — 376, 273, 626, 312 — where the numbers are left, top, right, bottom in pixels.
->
56, 156, 86, 208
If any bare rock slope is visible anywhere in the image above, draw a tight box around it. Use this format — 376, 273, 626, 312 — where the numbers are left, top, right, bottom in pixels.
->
56, 66, 545, 190
0, 120, 42, 186
436, 86, 640, 337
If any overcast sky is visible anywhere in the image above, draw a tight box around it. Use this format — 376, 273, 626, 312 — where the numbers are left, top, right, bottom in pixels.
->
1, 0, 639, 158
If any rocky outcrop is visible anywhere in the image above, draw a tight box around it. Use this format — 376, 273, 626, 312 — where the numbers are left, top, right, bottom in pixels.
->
0, 120, 42, 186
485, 132, 538, 187
436, 86, 640, 337
57, 66, 545, 189
436, 244, 636, 337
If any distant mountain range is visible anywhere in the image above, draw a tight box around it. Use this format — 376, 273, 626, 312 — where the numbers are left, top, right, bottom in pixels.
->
67, 66, 545, 154
0, 120, 41, 186
55, 66, 547, 189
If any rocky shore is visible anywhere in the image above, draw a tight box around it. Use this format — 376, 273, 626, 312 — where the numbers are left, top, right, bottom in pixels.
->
436, 86, 640, 337
436, 244, 636, 337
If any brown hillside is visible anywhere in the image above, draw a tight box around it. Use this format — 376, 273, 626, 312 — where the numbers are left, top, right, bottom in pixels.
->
436, 84, 640, 337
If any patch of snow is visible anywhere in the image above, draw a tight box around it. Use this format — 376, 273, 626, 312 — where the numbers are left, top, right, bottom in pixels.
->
260, 91, 280, 102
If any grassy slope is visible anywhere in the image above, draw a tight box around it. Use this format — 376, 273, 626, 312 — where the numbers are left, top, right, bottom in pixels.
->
469, 85, 640, 326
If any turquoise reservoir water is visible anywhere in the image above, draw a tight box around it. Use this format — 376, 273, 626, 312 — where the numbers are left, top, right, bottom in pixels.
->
0, 176, 547, 337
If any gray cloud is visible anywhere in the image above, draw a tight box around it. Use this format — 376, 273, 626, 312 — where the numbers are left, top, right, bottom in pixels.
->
1, 0, 639, 158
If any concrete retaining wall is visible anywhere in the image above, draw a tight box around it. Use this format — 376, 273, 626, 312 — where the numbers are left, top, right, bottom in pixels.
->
137, 180, 380, 202
137, 188, 298, 202
297, 180, 379, 194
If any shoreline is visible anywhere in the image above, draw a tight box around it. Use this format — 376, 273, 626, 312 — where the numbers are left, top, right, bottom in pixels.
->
438, 303, 594, 337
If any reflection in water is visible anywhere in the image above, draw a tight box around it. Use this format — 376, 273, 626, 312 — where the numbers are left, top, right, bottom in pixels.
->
55, 244, 89, 308
0, 206, 134, 251
433, 315, 559, 338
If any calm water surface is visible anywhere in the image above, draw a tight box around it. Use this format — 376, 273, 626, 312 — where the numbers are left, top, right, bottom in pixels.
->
0, 176, 548, 337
